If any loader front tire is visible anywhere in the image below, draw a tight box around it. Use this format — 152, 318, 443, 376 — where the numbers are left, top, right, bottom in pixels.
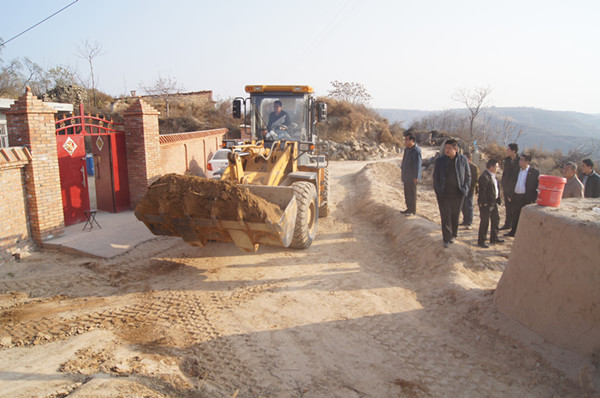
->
290, 181, 318, 249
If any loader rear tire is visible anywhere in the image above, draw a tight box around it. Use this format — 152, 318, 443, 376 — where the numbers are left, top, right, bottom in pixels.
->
318, 167, 329, 218
290, 181, 318, 249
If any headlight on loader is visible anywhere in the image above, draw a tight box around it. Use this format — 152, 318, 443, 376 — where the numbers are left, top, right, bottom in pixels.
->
299, 142, 315, 152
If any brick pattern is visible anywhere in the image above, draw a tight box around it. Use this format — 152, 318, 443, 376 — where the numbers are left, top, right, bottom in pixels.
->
6, 87, 65, 245
123, 99, 162, 208
0, 148, 33, 262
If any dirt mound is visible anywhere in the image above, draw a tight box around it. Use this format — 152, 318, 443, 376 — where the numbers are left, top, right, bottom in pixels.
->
352, 161, 503, 281
135, 174, 282, 223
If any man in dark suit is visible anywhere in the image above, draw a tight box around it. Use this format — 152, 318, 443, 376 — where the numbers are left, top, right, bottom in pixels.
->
400, 133, 422, 215
504, 153, 539, 237
500, 143, 520, 230
433, 139, 471, 248
477, 159, 504, 248
580, 158, 600, 198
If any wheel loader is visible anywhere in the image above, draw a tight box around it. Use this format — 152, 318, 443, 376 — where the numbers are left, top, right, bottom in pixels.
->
134, 85, 329, 252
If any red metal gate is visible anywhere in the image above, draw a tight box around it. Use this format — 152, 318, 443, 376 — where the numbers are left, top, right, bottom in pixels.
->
56, 104, 130, 226
56, 134, 89, 225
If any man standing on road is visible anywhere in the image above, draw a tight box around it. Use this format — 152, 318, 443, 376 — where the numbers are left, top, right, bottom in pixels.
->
562, 161, 584, 198
500, 143, 520, 230
401, 133, 422, 216
477, 159, 504, 248
504, 153, 539, 237
433, 139, 471, 248
460, 151, 479, 229
580, 158, 600, 198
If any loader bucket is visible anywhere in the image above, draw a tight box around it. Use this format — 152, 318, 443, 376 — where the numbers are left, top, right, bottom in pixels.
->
134, 175, 297, 252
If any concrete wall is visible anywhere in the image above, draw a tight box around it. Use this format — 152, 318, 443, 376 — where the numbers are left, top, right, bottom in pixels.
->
159, 129, 227, 176
494, 200, 600, 356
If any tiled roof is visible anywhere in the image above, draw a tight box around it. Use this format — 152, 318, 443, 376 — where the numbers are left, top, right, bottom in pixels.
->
0, 146, 32, 167
159, 129, 227, 144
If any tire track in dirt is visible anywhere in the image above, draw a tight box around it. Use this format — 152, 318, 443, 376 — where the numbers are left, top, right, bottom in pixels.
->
0, 156, 587, 397
0, 263, 268, 396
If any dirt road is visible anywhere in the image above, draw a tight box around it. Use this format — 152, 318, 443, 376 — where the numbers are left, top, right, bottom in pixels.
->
0, 155, 586, 397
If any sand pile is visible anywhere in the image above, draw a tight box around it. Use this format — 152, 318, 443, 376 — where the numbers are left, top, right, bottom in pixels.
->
134, 174, 283, 223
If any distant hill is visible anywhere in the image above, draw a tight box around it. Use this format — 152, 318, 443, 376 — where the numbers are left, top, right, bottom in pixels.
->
377, 107, 600, 154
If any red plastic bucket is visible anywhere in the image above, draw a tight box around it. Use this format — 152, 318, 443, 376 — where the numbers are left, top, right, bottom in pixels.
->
536, 175, 567, 207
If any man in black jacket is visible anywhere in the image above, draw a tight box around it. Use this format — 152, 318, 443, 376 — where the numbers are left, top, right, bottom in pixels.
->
504, 153, 539, 237
580, 158, 600, 198
500, 143, 520, 230
400, 133, 422, 215
460, 151, 479, 229
477, 159, 504, 248
433, 139, 471, 247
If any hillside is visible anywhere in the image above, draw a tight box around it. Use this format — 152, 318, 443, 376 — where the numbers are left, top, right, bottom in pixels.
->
378, 107, 600, 153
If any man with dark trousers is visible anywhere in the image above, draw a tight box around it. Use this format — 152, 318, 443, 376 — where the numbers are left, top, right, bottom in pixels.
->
504, 153, 539, 237
400, 133, 422, 216
500, 143, 520, 230
433, 139, 471, 248
580, 158, 600, 198
477, 159, 504, 248
460, 151, 479, 229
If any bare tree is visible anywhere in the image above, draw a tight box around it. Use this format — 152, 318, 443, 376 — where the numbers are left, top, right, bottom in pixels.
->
495, 117, 523, 146
140, 73, 184, 117
0, 58, 22, 97
76, 39, 104, 107
45, 65, 79, 89
21, 58, 45, 96
327, 81, 372, 105
452, 86, 492, 140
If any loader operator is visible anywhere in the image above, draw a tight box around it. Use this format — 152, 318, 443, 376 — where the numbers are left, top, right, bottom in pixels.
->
264, 100, 291, 140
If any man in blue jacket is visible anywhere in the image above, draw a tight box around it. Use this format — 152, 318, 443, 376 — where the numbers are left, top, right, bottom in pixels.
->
400, 133, 422, 216
433, 139, 471, 248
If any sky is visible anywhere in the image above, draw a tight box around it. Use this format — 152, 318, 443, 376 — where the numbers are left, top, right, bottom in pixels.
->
1, 0, 599, 114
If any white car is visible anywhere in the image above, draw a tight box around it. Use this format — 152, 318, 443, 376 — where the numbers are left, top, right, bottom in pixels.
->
207, 148, 231, 178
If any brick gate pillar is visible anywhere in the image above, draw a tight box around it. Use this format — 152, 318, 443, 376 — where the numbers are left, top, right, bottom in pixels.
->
6, 87, 64, 244
123, 98, 161, 208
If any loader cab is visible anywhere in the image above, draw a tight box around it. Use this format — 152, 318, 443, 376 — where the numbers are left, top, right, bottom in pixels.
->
253, 95, 309, 142
236, 85, 326, 144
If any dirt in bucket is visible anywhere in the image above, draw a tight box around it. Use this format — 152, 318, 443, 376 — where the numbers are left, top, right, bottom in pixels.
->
134, 174, 283, 223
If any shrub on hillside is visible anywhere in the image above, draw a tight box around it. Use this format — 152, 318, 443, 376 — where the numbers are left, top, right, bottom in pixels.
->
481, 142, 506, 167
319, 97, 402, 146
159, 116, 204, 134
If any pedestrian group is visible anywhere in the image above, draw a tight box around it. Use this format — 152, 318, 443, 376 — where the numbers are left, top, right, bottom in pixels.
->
400, 139, 600, 248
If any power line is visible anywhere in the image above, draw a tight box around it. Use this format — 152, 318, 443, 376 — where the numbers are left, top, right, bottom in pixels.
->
0, 0, 79, 48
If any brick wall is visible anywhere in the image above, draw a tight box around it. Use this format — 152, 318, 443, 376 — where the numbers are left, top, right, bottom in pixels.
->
6, 88, 64, 245
159, 129, 226, 176
0, 147, 33, 262
124, 99, 162, 208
